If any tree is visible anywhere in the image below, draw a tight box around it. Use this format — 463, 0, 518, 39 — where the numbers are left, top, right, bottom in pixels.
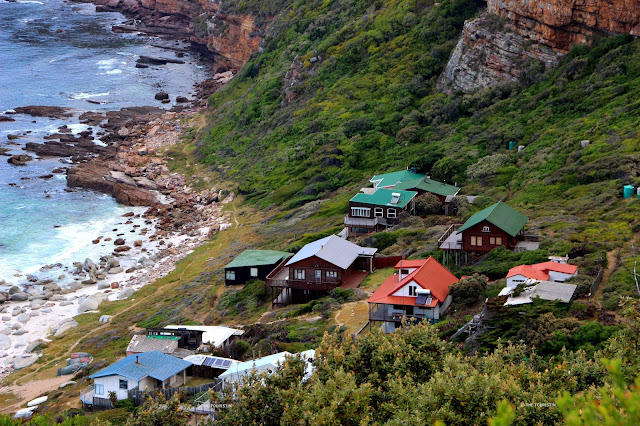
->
126, 393, 188, 426
415, 192, 442, 215
449, 273, 488, 307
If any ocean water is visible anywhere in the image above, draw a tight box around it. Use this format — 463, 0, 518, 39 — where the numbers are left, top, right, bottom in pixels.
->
0, 0, 209, 286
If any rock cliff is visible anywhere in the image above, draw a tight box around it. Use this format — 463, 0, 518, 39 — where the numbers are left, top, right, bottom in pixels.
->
85, 0, 263, 71
441, 0, 640, 92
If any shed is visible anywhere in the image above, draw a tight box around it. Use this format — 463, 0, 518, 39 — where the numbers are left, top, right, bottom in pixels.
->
224, 250, 292, 285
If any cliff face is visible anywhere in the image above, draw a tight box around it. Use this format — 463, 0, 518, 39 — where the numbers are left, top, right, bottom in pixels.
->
439, 14, 561, 93
487, 0, 640, 52
91, 0, 263, 71
441, 0, 640, 93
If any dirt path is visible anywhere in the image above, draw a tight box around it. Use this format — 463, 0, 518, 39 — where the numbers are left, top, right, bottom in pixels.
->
1, 375, 71, 413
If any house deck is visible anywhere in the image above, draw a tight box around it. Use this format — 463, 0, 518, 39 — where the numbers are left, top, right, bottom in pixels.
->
514, 241, 540, 252
439, 231, 462, 250
340, 270, 369, 289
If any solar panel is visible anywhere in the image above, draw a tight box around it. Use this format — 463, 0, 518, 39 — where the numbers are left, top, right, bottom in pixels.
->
213, 358, 224, 366
426, 297, 432, 306
203, 357, 215, 367
221, 360, 232, 368
415, 294, 427, 305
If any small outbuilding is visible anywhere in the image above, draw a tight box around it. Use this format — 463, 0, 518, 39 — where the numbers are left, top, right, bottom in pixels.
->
224, 250, 292, 285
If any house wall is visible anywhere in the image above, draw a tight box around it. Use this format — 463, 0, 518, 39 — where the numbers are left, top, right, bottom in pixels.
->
440, 294, 453, 314
461, 220, 518, 252
397, 268, 418, 280
138, 377, 157, 393
287, 255, 349, 288
507, 274, 529, 288
391, 280, 420, 297
224, 262, 282, 286
548, 271, 576, 282
93, 375, 139, 401
348, 201, 405, 225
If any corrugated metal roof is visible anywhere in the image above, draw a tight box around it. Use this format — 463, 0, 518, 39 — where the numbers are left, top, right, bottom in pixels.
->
457, 201, 528, 237
219, 352, 292, 378
531, 281, 577, 303
224, 250, 291, 269
126, 335, 178, 355
286, 235, 377, 270
350, 188, 417, 208
90, 351, 191, 382
370, 169, 459, 196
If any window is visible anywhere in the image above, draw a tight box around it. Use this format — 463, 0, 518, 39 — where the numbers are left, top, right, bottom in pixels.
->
95, 384, 104, 395
250, 267, 258, 277
470, 236, 482, 246
119, 379, 128, 390
351, 207, 371, 217
294, 269, 305, 280
408, 286, 417, 296
489, 237, 503, 245
326, 271, 338, 278
482, 226, 490, 232
400, 269, 409, 275
225, 270, 235, 280
374, 207, 384, 217
393, 305, 404, 310
495, 237, 502, 245
387, 208, 397, 218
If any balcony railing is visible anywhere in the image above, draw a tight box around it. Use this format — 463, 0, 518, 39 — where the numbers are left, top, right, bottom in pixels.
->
344, 215, 389, 227
369, 306, 436, 323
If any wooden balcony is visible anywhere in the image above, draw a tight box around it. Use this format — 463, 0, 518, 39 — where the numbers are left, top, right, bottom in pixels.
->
344, 215, 390, 227
368, 305, 436, 323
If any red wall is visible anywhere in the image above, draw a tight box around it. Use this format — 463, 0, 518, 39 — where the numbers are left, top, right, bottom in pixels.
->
460, 220, 518, 252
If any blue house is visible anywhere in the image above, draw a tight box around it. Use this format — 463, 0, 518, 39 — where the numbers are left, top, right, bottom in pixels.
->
81, 351, 192, 405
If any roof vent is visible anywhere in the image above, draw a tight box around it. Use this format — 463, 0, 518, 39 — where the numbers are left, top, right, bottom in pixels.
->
390, 193, 400, 205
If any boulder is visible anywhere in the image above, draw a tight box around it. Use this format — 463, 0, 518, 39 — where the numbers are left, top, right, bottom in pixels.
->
14, 354, 38, 369
118, 288, 135, 300
97, 282, 110, 290
8, 286, 21, 295
26, 340, 43, 353
0, 335, 10, 350
11, 292, 29, 301
113, 238, 125, 246
77, 298, 100, 313
12, 329, 27, 335
54, 318, 78, 336
59, 381, 76, 389
114, 246, 131, 253
176, 96, 189, 103
107, 267, 124, 274
154, 92, 169, 100
17, 314, 30, 323
7, 155, 33, 166
84, 258, 97, 272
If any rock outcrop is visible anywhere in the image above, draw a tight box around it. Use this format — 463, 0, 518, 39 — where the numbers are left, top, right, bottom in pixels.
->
441, 0, 640, 92
79, 0, 264, 71
439, 14, 561, 93
487, 0, 640, 52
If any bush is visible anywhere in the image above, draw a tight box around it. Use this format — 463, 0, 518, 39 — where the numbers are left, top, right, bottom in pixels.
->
114, 398, 136, 412
415, 192, 442, 215
329, 288, 355, 303
449, 273, 489, 307
566, 274, 595, 298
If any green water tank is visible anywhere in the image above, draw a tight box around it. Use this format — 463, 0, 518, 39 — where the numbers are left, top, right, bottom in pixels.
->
509, 141, 516, 150
623, 185, 634, 199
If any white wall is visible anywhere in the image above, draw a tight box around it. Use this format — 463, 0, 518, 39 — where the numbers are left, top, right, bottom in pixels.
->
507, 275, 528, 288
397, 268, 418, 280
548, 271, 576, 282
392, 280, 420, 297
93, 375, 139, 401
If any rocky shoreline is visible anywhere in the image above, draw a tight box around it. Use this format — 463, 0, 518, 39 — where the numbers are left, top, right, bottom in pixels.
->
0, 9, 236, 379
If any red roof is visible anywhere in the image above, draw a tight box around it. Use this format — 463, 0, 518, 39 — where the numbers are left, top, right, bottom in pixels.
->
507, 261, 578, 281
394, 259, 428, 269
368, 257, 458, 307
506, 265, 549, 281
531, 261, 578, 275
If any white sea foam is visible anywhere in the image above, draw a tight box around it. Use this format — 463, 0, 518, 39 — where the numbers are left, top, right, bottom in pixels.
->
106, 69, 122, 75
68, 92, 110, 100
97, 58, 118, 69
17, 0, 44, 4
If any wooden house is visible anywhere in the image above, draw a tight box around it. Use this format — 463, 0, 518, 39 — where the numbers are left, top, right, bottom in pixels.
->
368, 257, 458, 332
267, 235, 377, 306
439, 202, 531, 264
370, 168, 460, 204
224, 250, 291, 285
344, 188, 417, 236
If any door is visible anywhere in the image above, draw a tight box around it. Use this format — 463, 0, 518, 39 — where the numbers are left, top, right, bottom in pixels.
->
315, 270, 322, 283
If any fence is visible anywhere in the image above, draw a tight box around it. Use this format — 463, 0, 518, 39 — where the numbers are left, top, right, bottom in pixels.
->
128, 379, 222, 405
589, 267, 604, 297
374, 256, 403, 269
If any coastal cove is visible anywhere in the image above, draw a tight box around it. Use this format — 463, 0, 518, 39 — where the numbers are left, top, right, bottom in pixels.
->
0, 0, 230, 378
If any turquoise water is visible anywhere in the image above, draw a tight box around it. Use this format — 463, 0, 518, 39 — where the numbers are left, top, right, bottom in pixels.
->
0, 0, 209, 285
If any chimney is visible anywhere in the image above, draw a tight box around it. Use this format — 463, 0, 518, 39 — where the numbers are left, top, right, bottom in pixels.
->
136, 356, 139, 364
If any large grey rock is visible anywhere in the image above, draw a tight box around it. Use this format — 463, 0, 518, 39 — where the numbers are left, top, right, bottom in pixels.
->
17, 314, 30, 323
107, 267, 124, 274
12, 329, 27, 335
14, 354, 38, 369
2, 316, 10, 322
117, 287, 135, 300
26, 340, 43, 353
43, 283, 61, 292
0, 335, 11, 350
8, 286, 21, 295
97, 282, 110, 290
83, 258, 97, 272
10, 292, 29, 301
59, 380, 76, 389
54, 319, 78, 336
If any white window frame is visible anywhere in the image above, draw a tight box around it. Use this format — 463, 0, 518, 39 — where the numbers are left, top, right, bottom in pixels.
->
95, 383, 104, 395
409, 286, 417, 296
294, 269, 306, 280
387, 208, 397, 218
374, 207, 384, 217
482, 226, 490, 232
326, 271, 338, 278
250, 267, 258, 277
351, 207, 371, 217
119, 379, 128, 390
226, 270, 235, 280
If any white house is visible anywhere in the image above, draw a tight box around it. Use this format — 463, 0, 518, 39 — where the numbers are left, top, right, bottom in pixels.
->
81, 351, 192, 405
367, 257, 459, 333
219, 350, 315, 388
506, 261, 578, 288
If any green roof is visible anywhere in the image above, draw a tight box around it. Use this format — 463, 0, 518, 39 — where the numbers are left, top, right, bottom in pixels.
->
456, 201, 528, 237
350, 188, 417, 208
371, 169, 459, 196
225, 250, 291, 269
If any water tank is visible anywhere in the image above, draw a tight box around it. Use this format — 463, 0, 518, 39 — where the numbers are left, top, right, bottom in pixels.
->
637, 188, 640, 199
508, 141, 516, 150
623, 185, 634, 199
